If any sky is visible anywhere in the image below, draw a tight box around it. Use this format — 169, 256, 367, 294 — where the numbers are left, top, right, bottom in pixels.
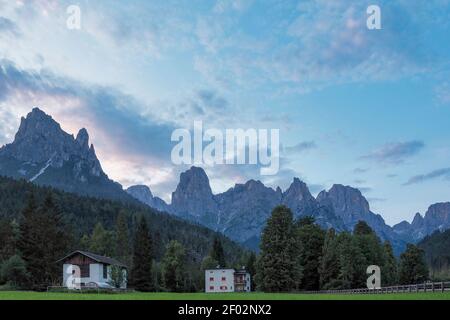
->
1, 0, 450, 226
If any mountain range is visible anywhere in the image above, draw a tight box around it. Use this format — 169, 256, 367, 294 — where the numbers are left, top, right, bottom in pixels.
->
1, 108, 450, 254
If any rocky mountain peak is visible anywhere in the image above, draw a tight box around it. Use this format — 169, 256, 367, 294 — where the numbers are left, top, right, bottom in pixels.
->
126, 185, 170, 213
76, 128, 90, 150
283, 178, 313, 200
179, 166, 210, 187
171, 166, 217, 219
412, 212, 424, 227
0, 108, 130, 201
14, 107, 64, 141
127, 185, 153, 199
316, 184, 374, 230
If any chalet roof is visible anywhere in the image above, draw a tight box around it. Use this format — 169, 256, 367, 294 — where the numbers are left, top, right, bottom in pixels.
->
235, 269, 250, 275
57, 250, 127, 268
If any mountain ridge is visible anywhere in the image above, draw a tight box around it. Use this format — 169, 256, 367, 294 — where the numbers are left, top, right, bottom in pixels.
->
1, 108, 449, 254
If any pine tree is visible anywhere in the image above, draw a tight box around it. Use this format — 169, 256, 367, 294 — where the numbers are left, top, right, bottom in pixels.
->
18, 193, 69, 290
382, 241, 398, 286
209, 237, 226, 268
0, 219, 18, 262
296, 216, 325, 290
399, 244, 428, 285
336, 232, 367, 289
162, 240, 187, 292
353, 221, 384, 267
256, 205, 301, 292
89, 222, 116, 257
318, 228, 340, 289
0, 255, 29, 288
115, 212, 131, 266
353, 221, 375, 236
130, 216, 153, 291
201, 256, 219, 271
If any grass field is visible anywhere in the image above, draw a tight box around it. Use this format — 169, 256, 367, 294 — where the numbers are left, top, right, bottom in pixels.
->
0, 291, 449, 300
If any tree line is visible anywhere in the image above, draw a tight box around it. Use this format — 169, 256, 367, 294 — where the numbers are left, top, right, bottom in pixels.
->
0, 176, 246, 291
0, 191, 248, 291
0, 180, 432, 293
255, 205, 429, 292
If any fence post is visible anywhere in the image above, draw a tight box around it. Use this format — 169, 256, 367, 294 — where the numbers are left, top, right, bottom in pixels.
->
442, 282, 445, 293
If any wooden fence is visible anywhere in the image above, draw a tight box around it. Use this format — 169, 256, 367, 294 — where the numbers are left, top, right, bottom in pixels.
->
303, 281, 450, 295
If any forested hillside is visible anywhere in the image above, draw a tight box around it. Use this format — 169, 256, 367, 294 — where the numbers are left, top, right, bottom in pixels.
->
418, 229, 450, 280
0, 176, 247, 290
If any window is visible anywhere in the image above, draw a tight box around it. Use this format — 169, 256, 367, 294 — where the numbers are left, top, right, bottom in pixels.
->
103, 265, 108, 279
209, 277, 214, 281
209, 286, 214, 290
222, 277, 226, 281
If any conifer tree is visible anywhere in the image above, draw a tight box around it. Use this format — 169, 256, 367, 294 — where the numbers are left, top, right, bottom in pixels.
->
130, 216, 153, 291
89, 222, 115, 257
209, 237, 226, 268
18, 193, 69, 290
296, 216, 325, 290
399, 244, 428, 285
115, 212, 131, 266
382, 241, 398, 286
336, 232, 366, 289
162, 240, 186, 292
319, 228, 340, 289
256, 205, 301, 292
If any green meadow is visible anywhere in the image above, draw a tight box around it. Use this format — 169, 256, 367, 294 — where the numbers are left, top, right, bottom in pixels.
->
0, 291, 449, 300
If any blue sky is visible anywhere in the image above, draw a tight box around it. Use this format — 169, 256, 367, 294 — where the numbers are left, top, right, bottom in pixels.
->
1, 0, 450, 225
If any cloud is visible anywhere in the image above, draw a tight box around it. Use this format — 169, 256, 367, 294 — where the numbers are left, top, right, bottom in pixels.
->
361, 141, 425, 165
284, 141, 317, 154
358, 187, 373, 194
0, 59, 180, 198
435, 82, 450, 105
367, 197, 387, 203
194, 0, 442, 95
0, 16, 20, 37
0, 16, 19, 36
354, 167, 369, 174
404, 167, 450, 185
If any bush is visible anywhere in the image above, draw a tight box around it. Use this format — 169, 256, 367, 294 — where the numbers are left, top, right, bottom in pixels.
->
0, 255, 29, 289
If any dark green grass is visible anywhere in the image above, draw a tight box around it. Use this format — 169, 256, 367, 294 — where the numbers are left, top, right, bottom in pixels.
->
0, 291, 449, 300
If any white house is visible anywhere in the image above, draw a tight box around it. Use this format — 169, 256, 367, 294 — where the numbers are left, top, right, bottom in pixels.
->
205, 268, 251, 293
58, 250, 128, 289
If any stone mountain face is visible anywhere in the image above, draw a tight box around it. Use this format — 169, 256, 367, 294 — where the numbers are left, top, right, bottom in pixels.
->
215, 179, 283, 245
131, 166, 450, 253
0, 108, 128, 201
10, 109, 447, 253
316, 184, 403, 251
128, 167, 406, 251
393, 203, 450, 242
126, 185, 170, 213
170, 166, 219, 229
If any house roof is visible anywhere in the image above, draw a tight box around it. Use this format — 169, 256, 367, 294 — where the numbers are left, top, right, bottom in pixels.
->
57, 250, 127, 268
235, 269, 250, 275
